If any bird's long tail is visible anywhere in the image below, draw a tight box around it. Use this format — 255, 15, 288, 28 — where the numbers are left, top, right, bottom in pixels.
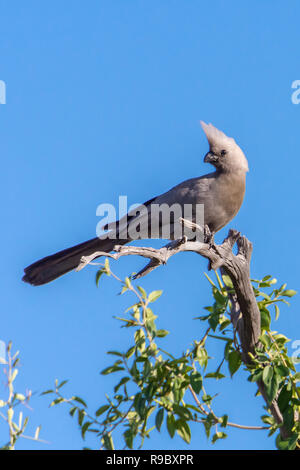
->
22, 237, 128, 286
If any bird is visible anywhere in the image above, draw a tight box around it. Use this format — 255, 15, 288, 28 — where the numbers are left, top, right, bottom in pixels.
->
22, 121, 249, 286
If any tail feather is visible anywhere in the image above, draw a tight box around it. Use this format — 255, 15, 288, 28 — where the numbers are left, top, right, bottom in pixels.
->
22, 237, 128, 286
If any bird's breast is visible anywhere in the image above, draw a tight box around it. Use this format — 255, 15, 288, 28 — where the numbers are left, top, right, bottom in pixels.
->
204, 172, 246, 233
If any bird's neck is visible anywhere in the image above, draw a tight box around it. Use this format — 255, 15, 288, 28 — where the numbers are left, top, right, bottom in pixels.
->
216, 168, 246, 179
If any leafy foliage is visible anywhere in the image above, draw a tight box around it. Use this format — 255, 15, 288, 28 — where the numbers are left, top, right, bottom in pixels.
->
44, 262, 299, 450
0, 342, 44, 449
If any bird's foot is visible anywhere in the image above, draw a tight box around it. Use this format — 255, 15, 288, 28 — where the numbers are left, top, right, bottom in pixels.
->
204, 226, 216, 271
203, 225, 215, 247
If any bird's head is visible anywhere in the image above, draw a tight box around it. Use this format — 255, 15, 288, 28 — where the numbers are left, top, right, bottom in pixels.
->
200, 121, 249, 173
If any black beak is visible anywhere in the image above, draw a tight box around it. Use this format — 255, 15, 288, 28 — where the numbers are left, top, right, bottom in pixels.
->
204, 151, 218, 164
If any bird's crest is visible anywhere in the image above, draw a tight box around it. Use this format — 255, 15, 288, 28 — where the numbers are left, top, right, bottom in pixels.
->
200, 121, 235, 148
200, 121, 249, 172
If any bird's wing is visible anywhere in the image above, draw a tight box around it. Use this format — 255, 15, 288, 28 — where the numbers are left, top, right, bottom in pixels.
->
153, 174, 215, 206
119, 174, 216, 240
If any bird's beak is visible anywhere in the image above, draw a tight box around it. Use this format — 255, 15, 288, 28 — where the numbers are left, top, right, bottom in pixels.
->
204, 151, 218, 164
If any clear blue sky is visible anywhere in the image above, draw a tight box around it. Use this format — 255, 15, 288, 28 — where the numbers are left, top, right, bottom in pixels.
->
1, 0, 299, 450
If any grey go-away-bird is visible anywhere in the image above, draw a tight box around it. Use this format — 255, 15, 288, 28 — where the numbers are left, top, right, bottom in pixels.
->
22, 122, 249, 286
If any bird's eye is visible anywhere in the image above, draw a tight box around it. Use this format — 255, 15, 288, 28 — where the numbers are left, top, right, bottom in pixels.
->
220, 149, 227, 156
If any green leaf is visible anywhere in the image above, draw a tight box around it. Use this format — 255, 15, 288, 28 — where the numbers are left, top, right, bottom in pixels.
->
212, 287, 227, 305
281, 289, 297, 298
134, 329, 146, 351
40, 389, 54, 396
113, 316, 137, 327
156, 329, 169, 338
114, 377, 130, 393
155, 408, 164, 432
49, 397, 64, 407
209, 334, 232, 342
133, 393, 146, 419
195, 347, 208, 369
278, 283, 287, 292
208, 312, 222, 331
261, 414, 275, 425
125, 346, 136, 359
228, 350, 242, 377
57, 379, 68, 389
137, 286, 147, 299
212, 431, 227, 443
173, 404, 192, 421
259, 334, 272, 350
203, 412, 215, 438
166, 413, 176, 438
145, 319, 157, 336
262, 365, 273, 386
274, 365, 289, 378
221, 274, 233, 288
176, 419, 191, 444
148, 290, 163, 303
276, 433, 298, 450
77, 409, 85, 426
124, 429, 134, 449
247, 369, 263, 383
220, 414, 228, 428
103, 433, 114, 450
101, 365, 125, 375
120, 285, 128, 295
273, 334, 289, 347
277, 385, 293, 413
282, 405, 294, 430
132, 305, 140, 321
72, 396, 87, 407
190, 371, 203, 394
219, 318, 231, 331
259, 292, 272, 301
205, 372, 225, 380
81, 421, 91, 440
95, 404, 110, 417
96, 269, 104, 286
69, 406, 77, 417
260, 308, 271, 331
145, 307, 157, 322
265, 374, 280, 404
107, 350, 123, 357
293, 372, 300, 382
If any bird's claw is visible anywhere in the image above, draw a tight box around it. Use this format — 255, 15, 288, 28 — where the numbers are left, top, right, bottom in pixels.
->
203, 225, 215, 247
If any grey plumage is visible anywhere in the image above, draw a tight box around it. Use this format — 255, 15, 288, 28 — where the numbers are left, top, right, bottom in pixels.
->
22, 122, 248, 286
